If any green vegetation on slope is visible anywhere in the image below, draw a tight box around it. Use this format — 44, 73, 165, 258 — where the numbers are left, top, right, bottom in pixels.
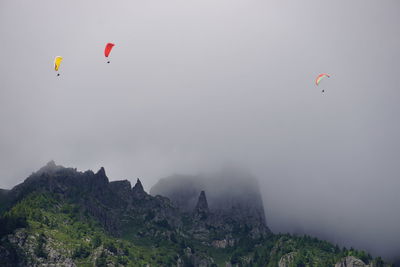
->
0, 192, 391, 266
0, 193, 181, 266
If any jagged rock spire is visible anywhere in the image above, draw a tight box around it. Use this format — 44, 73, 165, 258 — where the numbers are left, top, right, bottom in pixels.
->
133, 178, 144, 191
96, 167, 106, 177
132, 178, 147, 199
195, 190, 209, 214
92, 167, 109, 189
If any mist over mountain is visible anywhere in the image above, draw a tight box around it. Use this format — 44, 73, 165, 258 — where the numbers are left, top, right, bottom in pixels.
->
0, 162, 395, 266
151, 167, 266, 227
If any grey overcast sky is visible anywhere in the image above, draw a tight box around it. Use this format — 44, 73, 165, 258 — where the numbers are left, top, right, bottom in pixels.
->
1, 0, 399, 261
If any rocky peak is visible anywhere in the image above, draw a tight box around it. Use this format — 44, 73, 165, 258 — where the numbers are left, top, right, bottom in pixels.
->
95, 167, 106, 178
35, 160, 63, 175
194, 191, 209, 214
46, 160, 57, 168
94, 167, 109, 185
132, 178, 146, 199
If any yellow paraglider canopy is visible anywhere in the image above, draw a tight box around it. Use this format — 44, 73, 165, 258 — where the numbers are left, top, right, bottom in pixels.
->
54, 56, 63, 71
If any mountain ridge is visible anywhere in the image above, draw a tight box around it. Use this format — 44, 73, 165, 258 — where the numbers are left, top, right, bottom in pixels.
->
0, 162, 393, 266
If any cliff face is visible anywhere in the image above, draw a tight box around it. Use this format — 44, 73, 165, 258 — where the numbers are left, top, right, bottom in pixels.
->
150, 169, 270, 238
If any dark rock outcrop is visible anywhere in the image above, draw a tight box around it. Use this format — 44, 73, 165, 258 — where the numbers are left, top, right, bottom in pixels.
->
132, 178, 147, 199
150, 169, 270, 238
109, 180, 132, 201
194, 191, 209, 215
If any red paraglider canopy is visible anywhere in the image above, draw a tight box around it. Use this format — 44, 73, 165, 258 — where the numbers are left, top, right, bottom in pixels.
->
104, 43, 115, 57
